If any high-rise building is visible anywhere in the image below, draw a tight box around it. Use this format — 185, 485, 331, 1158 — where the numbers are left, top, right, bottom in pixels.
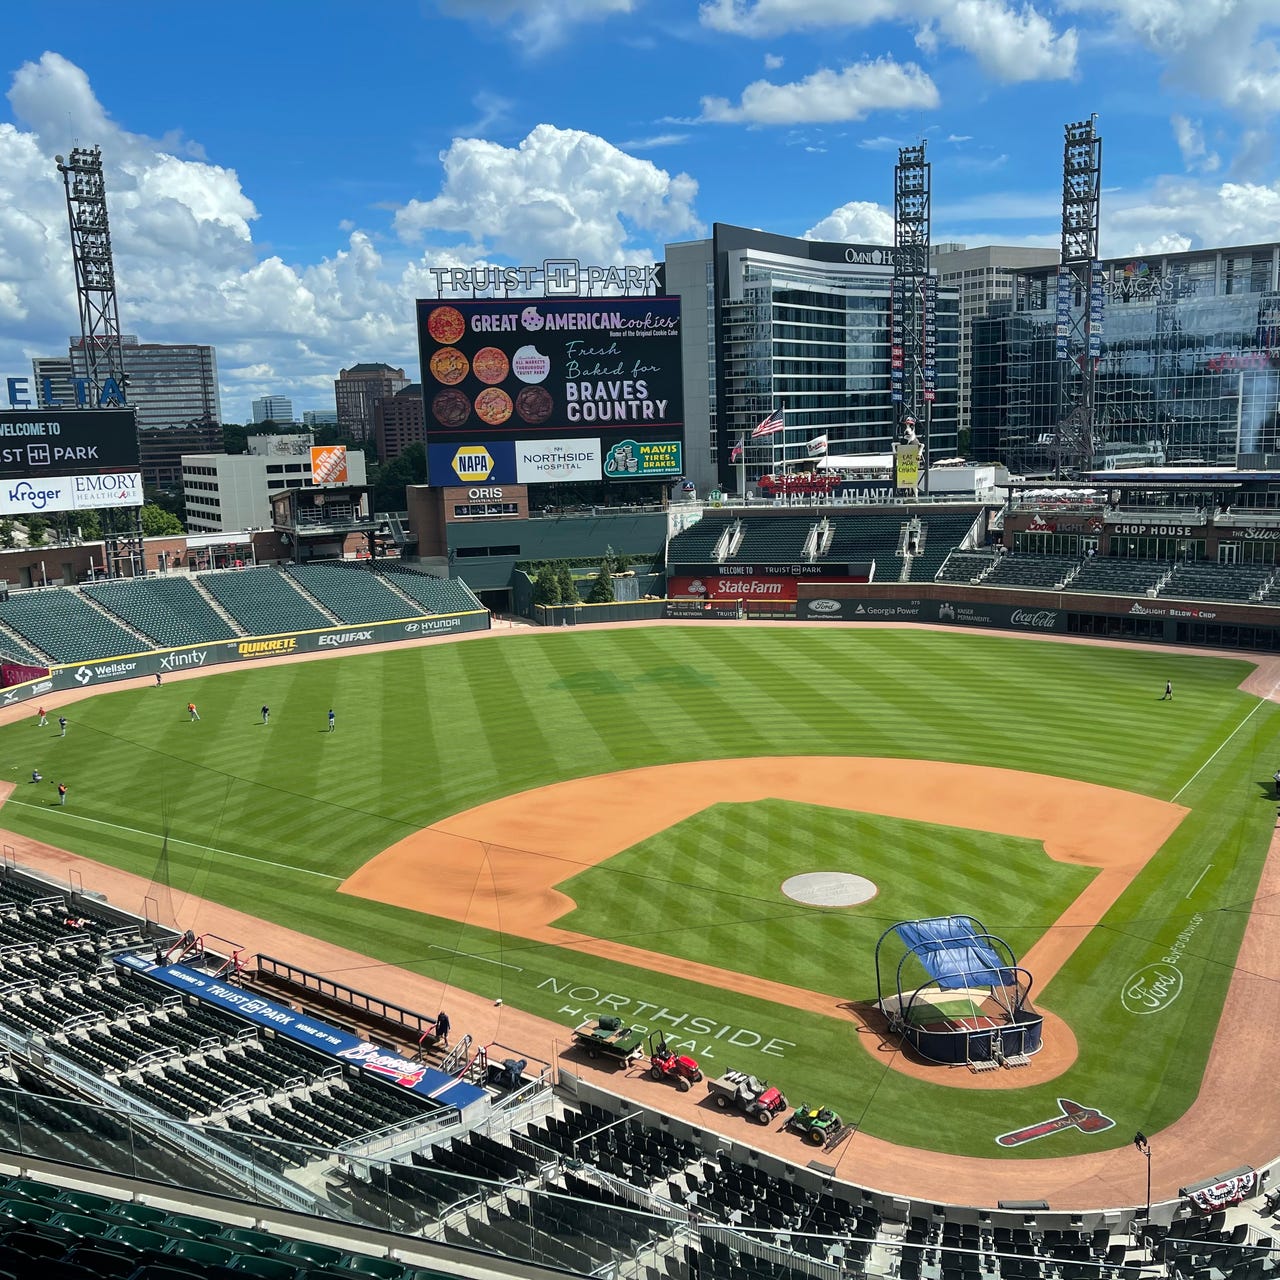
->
138, 421, 225, 491
334, 363, 409, 440
373, 384, 425, 464
250, 394, 294, 424
31, 357, 75, 408
929, 244, 1060, 448
665, 224, 960, 494
53, 335, 222, 429
971, 240, 1280, 468
303, 409, 339, 428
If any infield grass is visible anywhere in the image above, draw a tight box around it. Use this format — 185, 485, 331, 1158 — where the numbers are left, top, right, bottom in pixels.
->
0, 625, 1274, 1157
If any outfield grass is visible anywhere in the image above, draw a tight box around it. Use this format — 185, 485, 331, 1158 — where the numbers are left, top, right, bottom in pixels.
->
554, 801, 1094, 1000
0, 625, 1275, 1157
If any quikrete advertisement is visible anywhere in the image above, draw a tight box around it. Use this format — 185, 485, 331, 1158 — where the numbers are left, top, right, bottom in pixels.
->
416, 296, 684, 457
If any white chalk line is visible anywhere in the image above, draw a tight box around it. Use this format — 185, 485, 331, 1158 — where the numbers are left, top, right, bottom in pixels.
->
2, 800, 342, 881
1171, 699, 1271, 803
1186, 864, 1213, 899
429, 944, 523, 971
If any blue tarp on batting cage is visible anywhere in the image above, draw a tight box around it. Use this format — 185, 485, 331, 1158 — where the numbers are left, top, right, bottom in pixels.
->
894, 916, 1016, 989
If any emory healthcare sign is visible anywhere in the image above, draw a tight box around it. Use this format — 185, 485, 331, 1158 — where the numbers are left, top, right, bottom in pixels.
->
0, 471, 143, 516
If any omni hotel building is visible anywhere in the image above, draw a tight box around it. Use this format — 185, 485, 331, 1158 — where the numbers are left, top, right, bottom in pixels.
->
665, 224, 960, 494
972, 241, 1280, 470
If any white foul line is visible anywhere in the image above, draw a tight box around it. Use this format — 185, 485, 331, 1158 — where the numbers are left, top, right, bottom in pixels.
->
1186, 864, 1213, 899
1171, 699, 1270, 803
3, 800, 342, 881
429, 944, 523, 971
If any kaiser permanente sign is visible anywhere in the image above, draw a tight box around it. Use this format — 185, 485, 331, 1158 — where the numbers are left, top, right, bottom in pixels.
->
0, 611, 490, 705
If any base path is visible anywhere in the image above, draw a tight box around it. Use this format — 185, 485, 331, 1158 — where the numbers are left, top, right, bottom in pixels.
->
341, 756, 1184, 1088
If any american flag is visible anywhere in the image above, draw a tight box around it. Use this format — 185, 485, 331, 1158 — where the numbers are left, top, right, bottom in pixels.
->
729, 434, 745, 463
750, 407, 785, 438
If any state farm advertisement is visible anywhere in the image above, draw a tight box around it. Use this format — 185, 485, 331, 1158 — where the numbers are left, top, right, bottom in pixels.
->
416, 296, 684, 457
669, 574, 863, 599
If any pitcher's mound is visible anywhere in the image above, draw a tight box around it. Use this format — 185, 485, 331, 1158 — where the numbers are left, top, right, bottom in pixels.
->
782, 871, 877, 906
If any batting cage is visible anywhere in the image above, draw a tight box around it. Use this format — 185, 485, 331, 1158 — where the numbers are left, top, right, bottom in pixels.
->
873, 915, 1044, 1067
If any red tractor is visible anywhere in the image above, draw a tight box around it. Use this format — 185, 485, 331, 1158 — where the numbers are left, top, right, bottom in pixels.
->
647, 1033, 702, 1092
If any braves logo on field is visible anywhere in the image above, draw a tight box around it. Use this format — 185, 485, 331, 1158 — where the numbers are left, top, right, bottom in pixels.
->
996, 1098, 1114, 1147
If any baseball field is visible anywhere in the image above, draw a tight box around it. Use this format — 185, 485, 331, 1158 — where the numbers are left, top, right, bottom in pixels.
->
0, 624, 1275, 1166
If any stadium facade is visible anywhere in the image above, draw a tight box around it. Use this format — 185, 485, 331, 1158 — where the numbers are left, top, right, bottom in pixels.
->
664, 224, 961, 495
972, 241, 1280, 470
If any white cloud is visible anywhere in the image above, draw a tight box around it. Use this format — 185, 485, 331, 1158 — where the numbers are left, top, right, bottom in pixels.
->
859, 135, 907, 151
1104, 177, 1280, 255
617, 133, 691, 150
395, 124, 702, 263
700, 59, 939, 125
805, 201, 895, 244
699, 0, 1077, 82
436, 0, 634, 54
1170, 115, 1219, 173
763, 52, 784, 69
1064, 0, 1280, 113
0, 55, 698, 422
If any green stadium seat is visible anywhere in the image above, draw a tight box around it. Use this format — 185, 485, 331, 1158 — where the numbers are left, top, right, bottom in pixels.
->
217, 1228, 287, 1254
165, 1236, 237, 1267
0, 1198, 55, 1225
340, 1256, 412, 1279
366, 566, 482, 616
103, 1201, 169, 1228
55, 1189, 115, 1215
162, 1212, 225, 1240
82, 577, 237, 648
198, 568, 332, 636
46, 1210, 112, 1239
274, 1239, 344, 1268
0, 587, 142, 662
223, 1257, 298, 1278
103, 1223, 170, 1253
284, 564, 418, 624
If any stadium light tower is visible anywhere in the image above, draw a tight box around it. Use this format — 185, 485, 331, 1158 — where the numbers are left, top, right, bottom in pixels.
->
56, 147, 127, 406
893, 142, 933, 492
1053, 116, 1103, 477
56, 146, 141, 578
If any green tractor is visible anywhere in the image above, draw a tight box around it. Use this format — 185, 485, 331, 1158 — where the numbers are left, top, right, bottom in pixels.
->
787, 1102, 845, 1147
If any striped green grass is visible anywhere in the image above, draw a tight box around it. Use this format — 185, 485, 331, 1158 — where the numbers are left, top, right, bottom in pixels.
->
0, 625, 1273, 1157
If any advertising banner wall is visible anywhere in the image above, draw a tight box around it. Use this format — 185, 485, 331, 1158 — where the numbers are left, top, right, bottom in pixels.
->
799, 595, 1067, 631
0, 471, 144, 516
310, 444, 349, 484
602, 437, 683, 479
515, 437, 601, 482
427, 441, 517, 486
0, 612, 490, 705
418, 296, 684, 475
114, 954, 486, 1110
0, 409, 140, 481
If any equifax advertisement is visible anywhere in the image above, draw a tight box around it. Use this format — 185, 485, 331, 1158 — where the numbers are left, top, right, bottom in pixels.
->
417, 295, 684, 460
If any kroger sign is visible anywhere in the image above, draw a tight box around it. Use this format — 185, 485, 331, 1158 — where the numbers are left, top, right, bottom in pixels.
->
0, 471, 143, 516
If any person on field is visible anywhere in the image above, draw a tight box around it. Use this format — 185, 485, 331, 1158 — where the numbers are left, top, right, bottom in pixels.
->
328, 709, 335, 733
188, 702, 200, 721
36, 707, 47, 726
57, 782, 67, 806
58, 716, 67, 736
1161, 680, 1173, 701
435, 1010, 451, 1049
261, 705, 270, 724
31, 770, 41, 784
1273, 768, 1280, 798
155, 673, 162, 687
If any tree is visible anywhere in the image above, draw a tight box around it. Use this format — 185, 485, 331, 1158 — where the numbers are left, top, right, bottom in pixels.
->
0, 520, 13, 549
613, 548, 632, 573
74, 509, 103, 541
25, 517, 47, 546
532, 564, 560, 607
556, 562, 578, 605
587, 548, 616, 603
372, 443, 427, 512
222, 423, 250, 455
140, 503, 185, 537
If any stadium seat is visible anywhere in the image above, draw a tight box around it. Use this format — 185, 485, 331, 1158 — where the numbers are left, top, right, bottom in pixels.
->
221, 1258, 298, 1278
284, 563, 418, 624
0, 588, 142, 662
82, 578, 237, 648
197, 568, 332, 636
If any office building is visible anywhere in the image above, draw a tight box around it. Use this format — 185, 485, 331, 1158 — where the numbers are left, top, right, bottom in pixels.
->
251, 394, 294, 424
971, 241, 1280, 468
138, 421, 224, 491
182, 434, 367, 532
303, 409, 339, 427
930, 243, 1059, 447
334, 363, 409, 440
374, 383, 425, 463
665, 224, 960, 494
64, 336, 221, 429
31, 356, 75, 408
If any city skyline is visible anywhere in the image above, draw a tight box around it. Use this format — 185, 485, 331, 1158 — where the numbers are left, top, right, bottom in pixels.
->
0, 1, 1276, 420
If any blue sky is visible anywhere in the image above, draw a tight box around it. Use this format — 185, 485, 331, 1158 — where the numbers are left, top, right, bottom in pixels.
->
0, 0, 1276, 422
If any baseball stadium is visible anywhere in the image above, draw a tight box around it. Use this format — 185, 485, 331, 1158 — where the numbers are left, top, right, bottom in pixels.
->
0, 520, 1275, 1280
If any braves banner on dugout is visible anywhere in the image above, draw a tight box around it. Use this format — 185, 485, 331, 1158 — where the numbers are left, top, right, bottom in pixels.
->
115, 954, 486, 1110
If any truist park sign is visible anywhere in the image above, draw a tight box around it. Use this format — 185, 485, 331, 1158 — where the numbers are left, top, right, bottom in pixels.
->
428, 259, 662, 298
